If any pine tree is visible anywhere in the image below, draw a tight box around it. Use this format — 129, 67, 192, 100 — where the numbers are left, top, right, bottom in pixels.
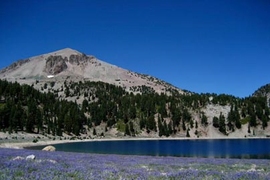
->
26, 100, 37, 133
250, 113, 257, 127
168, 121, 173, 135
262, 115, 268, 129
182, 120, 186, 131
147, 114, 156, 131
235, 119, 241, 129
125, 123, 130, 136
190, 120, 194, 129
227, 105, 234, 131
218, 113, 226, 135
140, 116, 146, 129
201, 112, 208, 126
158, 117, 164, 137
186, 129, 190, 137
82, 99, 88, 112
93, 128, 96, 136
129, 122, 135, 136
213, 116, 219, 128
234, 105, 241, 129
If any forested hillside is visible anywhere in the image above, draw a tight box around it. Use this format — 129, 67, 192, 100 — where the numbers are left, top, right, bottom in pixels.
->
0, 79, 269, 138
253, 83, 270, 108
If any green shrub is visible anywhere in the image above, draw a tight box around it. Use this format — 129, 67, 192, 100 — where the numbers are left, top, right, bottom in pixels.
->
241, 116, 250, 125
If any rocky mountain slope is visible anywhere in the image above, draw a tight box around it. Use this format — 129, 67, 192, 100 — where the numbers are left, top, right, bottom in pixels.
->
0, 48, 269, 140
0, 48, 183, 95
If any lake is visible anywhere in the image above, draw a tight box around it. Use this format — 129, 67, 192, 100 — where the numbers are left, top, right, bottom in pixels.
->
29, 139, 270, 159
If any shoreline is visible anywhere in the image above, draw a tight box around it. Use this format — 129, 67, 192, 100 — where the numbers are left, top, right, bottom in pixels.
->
1, 135, 269, 149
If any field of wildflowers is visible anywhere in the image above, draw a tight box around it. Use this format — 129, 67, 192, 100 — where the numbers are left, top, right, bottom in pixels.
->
0, 148, 270, 180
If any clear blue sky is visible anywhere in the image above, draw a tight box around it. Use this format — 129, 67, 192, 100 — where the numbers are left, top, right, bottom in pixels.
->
0, 0, 269, 98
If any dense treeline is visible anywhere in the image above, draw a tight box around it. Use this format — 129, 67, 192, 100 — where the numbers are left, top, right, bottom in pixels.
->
0, 80, 85, 136
0, 79, 269, 137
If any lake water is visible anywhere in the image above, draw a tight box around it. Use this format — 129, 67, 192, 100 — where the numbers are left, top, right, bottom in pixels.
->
29, 139, 270, 159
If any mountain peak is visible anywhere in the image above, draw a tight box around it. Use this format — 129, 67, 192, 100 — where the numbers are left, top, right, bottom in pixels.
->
46, 48, 82, 58
0, 48, 184, 95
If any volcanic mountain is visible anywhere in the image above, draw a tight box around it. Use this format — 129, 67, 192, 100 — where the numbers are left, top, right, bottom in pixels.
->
0, 48, 183, 95
0, 48, 270, 139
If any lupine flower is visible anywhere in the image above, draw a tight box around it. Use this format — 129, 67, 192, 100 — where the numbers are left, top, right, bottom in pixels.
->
0, 148, 269, 179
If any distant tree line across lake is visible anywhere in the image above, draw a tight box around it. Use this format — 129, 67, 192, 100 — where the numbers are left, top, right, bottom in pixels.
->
0, 79, 269, 137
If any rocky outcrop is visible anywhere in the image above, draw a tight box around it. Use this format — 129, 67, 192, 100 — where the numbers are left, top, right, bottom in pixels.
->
44, 56, 68, 75
26, 154, 36, 160
42, 145, 56, 151
12, 156, 24, 161
69, 54, 92, 65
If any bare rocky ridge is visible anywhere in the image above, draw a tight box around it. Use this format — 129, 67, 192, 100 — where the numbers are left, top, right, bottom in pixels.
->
0, 59, 30, 74
0, 48, 183, 95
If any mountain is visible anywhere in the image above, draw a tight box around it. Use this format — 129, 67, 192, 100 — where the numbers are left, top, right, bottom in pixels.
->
0, 48, 183, 95
0, 48, 269, 141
